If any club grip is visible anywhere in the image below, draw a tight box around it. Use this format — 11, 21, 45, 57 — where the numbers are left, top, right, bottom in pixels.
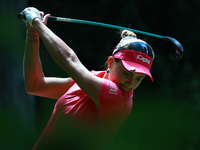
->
16, 13, 56, 21
17, 13, 26, 19
48, 16, 57, 21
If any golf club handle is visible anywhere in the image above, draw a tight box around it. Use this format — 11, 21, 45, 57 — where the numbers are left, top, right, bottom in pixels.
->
17, 13, 25, 19
17, 13, 56, 21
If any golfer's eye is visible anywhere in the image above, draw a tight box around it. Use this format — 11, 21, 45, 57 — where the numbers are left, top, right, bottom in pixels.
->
136, 76, 145, 81
136, 77, 143, 81
123, 71, 130, 76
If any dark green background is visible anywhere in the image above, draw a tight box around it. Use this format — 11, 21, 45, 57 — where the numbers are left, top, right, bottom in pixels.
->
1, 0, 200, 149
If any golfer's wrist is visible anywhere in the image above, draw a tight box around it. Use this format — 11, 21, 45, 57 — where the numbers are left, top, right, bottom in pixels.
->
31, 17, 42, 28
27, 27, 38, 35
26, 27, 39, 43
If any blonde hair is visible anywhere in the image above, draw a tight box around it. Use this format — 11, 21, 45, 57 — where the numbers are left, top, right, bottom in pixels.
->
115, 30, 146, 49
121, 30, 137, 38
104, 30, 148, 70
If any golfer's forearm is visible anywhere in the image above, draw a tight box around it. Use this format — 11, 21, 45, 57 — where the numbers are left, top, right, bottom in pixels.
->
32, 19, 78, 73
24, 27, 44, 92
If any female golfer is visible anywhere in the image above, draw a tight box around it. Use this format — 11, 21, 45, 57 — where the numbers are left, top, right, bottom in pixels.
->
21, 7, 154, 150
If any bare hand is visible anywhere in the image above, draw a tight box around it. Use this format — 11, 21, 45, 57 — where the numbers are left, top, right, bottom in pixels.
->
39, 11, 51, 25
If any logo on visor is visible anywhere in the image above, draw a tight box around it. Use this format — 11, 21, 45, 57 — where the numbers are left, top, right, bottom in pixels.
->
136, 55, 151, 64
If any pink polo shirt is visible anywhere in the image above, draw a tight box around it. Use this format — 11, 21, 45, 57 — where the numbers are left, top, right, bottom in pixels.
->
33, 71, 133, 149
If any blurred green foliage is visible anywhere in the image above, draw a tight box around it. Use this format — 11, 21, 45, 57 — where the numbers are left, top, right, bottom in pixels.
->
108, 92, 200, 150
1, 0, 200, 149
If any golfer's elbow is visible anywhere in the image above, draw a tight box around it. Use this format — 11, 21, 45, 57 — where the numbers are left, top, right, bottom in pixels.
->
25, 87, 34, 95
25, 82, 37, 95
24, 77, 41, 95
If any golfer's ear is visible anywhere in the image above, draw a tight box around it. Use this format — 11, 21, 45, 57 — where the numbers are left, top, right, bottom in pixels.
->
107, 56, 114, 68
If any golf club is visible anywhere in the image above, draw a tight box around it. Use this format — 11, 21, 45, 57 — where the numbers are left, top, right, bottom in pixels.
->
17, 13, 184, 61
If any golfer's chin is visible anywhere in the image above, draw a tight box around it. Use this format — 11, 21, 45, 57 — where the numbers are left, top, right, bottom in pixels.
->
118, 84, 133, 93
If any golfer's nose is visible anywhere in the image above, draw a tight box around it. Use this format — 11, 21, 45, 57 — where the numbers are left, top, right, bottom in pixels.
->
125, 77, 134, 87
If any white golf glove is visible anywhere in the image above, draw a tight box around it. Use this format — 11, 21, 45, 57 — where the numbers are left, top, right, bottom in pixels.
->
21, 7, 42, 27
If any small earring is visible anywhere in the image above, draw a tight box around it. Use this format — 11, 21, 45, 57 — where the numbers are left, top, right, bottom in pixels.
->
106, 69, 110, 73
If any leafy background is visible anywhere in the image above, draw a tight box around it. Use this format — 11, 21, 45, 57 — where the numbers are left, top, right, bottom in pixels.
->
0, 0, 200, 149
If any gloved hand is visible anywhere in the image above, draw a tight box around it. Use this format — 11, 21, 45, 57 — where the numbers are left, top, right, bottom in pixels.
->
21, 7, 42, 27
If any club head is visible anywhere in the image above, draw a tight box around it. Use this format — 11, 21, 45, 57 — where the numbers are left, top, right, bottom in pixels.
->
163, 36, 184, 61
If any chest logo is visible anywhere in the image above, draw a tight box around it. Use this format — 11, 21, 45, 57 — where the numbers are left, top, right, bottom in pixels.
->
109, 84, 118, 95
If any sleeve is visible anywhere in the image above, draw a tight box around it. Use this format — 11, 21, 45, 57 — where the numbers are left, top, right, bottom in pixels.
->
99, 78, 132, 117
71, 78, 76, 85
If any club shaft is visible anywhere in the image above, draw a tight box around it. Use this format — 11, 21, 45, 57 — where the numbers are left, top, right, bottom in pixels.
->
17, 13, 184, 60
49, 16, 164, 39
17, 13, 163, 39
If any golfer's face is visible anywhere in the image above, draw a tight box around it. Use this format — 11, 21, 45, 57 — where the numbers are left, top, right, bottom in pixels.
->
110, 60, 145, 92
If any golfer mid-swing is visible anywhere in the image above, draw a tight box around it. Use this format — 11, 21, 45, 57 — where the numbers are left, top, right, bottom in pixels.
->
21, 7, 154, 149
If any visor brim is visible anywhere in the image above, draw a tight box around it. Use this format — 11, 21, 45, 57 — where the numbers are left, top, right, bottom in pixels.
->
121, 60, 154, 82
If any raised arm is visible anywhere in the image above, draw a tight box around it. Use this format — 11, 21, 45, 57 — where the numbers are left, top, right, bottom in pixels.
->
22, 8, 102, 107
23, 14, 74, 99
